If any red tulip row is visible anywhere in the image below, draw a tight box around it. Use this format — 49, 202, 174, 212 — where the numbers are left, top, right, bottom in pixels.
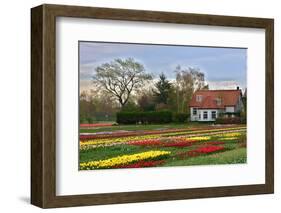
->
195, 145, 225, 153
80, 123, 113, 128
129, 139, 198, 147
113, 160, 165, 168
176, 145, 225, 159
129, 140, 163, 146
161, 140, 197, 148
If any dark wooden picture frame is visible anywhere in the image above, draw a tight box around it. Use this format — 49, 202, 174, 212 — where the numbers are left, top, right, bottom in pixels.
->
31, 4, 274, 208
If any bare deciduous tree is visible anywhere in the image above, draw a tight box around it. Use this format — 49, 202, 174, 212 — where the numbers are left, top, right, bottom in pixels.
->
174, 66, 206, 112
93, 58, 152, 108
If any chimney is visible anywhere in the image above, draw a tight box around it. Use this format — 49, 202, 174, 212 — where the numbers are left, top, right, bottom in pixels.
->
236, 86, 240, 90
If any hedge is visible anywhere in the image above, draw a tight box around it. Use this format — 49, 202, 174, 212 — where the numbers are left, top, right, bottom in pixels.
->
215, 117, 242, 124
173, 113, 189, 123
116, 111, 173, 124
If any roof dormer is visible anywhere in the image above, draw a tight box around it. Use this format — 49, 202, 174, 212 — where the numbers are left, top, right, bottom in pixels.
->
215, 97, 222, 106
196, 95, 202, 102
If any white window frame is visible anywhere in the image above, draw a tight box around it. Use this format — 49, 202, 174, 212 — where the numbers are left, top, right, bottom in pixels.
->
211, 111, 217, 119
203, 111, 208, 119
193, 108, 197, 115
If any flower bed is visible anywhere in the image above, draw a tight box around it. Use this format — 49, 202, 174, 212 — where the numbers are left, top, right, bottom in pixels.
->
176, 145, 225, 159
128, 136, 211, 148
80, 134, 212, 148
218, 137, 238, 140
79, 126, 246, 141
220, 132, 241, 137
194, 145, 225, 154
79, 124, 247, 169
183, 136, 211, 141
161, 127, 245, 137
80, 123, 113, 128
129, 140, 163, 146
163, 140, 197, 147
114, 160, 165, 168
204, 141, 225, 145
80, 150, 171, 170
80, 134, 160, 147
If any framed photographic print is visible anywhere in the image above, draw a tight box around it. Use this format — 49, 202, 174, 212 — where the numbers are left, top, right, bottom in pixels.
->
31, 4, 274, 208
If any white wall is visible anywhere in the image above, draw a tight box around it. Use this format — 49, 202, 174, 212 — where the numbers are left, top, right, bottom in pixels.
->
190, 107, 198, 121
198, 109, 218, 121
191, 108, 218, 121
225, 106, 235, 113
0, 0, 280, 212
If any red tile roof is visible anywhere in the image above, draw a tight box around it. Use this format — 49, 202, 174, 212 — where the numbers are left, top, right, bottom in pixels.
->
189, 90, 242, 109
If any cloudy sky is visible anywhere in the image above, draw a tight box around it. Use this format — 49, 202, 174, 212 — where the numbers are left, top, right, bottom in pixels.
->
79, 41, 247, 91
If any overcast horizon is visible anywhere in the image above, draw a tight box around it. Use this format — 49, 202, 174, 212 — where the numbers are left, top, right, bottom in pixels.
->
79, 41, 247, 92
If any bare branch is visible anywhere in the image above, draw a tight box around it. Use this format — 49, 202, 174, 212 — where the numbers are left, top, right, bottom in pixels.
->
92, 58, 152, 107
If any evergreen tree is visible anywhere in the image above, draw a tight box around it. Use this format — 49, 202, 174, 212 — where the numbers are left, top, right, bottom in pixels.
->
153, 73, 172, 104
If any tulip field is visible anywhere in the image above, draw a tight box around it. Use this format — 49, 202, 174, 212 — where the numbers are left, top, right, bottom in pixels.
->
79, 124, 247, 170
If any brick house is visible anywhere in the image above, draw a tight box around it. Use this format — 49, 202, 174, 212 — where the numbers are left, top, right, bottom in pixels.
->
189, 88, 244, 122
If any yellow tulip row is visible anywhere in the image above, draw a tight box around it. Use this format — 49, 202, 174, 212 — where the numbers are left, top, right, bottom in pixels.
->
182, 136, 211, 141
80, 135, 212, 149
80, 150, 171, 170
81, 134, 159, 147
221, 132, 242, 137
218, 137, 238, 140
160, 126, 245, 137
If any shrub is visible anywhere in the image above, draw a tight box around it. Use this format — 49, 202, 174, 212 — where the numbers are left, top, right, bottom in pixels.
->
121, 101, 140, 112
240, 111, 247, 124
86, 117, 94, 124
223, 112, 240, 117
238, 133, 247, 148
80, 117, 88, 124
173, 113, 189, 123
116, 110, 173, 124
215, 117, 242, 124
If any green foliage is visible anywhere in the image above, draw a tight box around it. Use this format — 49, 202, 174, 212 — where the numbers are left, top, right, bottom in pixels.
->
242, 96, 247, 109
173, 113, 189, 123
239, 110, 247, 124
164, 148, 246, 166
240, 112, 247, 124
80, 117, 88, 124
79, 90, 118, 122
137, 92, 156, 111
223, 112, 240, 117
121, 100, 140, 112
215, 117, 242, 124
153, 73, 172, 104
116, 110, 173, 124
79, 99, 95, 121
155, 103, 170, 111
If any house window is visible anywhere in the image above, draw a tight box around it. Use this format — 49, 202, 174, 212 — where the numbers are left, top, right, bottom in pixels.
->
193, 108, 197, 115
196, 95, 202, 102
211, 111, 216, 119
203, 111, 208, 119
